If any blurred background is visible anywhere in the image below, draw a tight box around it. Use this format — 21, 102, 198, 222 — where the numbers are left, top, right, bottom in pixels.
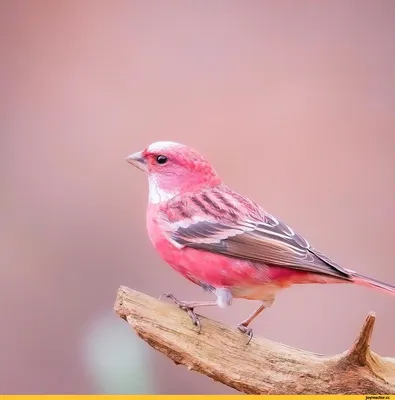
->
1, 0, 395, 394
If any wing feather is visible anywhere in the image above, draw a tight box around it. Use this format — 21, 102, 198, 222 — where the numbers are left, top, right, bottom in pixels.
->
163, 187, 352, 281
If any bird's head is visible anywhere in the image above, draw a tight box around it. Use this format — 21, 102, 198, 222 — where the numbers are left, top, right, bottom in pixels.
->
126, 141, 221, 204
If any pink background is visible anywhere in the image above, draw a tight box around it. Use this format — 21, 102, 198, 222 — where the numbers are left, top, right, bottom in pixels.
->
1, 0, 395, 394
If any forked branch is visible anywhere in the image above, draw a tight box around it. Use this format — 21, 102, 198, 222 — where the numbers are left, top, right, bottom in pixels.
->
114, 286, 395, 394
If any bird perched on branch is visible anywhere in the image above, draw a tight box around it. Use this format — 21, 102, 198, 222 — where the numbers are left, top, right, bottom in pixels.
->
126, 141, 395, 343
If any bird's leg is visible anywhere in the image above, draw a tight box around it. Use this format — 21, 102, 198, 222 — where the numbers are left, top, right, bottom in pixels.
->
237, 298, 274, 344
160, 293, 217, 332
160, 288, 232, 333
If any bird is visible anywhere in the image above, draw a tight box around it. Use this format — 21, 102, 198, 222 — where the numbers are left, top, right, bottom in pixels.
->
126, 140, 395, 343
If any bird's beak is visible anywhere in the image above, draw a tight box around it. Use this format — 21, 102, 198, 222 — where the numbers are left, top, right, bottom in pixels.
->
125, 151, 147, 172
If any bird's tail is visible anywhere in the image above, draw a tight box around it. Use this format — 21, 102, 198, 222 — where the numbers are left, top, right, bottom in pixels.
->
350, 271, 395, 295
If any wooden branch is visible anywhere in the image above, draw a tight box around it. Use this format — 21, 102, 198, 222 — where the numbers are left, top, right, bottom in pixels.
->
114, 286, 395, 394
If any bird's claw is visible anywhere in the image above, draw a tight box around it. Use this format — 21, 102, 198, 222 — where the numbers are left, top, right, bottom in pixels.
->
185, 309, 201, 332
159, 292, 183, 306
237, 324, 254, 345
159, 292, 201, 333
159, 292, 174, 301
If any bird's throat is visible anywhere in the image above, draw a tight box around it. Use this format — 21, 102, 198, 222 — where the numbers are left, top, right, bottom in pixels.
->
148, 175, 177, 204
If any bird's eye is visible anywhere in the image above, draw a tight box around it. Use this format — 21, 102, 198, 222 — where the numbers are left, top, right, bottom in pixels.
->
156, 155, 168, 165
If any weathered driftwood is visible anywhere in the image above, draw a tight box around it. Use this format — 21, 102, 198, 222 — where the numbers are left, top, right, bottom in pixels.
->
114, 286, 395, 394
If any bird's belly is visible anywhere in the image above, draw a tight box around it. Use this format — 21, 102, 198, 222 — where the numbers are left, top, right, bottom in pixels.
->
230, 283, 283, 301
153, 236, 263, 284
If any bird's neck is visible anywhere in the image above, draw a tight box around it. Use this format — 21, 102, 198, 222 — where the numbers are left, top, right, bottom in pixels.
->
147, 174, 222, 205
148, 175, 177, 204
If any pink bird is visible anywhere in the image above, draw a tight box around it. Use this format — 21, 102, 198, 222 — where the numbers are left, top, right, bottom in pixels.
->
126, 141, 395, 342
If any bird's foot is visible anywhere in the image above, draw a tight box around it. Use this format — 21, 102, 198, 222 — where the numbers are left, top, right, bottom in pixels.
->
159, 292, 201, 332
237, 323, 254, 345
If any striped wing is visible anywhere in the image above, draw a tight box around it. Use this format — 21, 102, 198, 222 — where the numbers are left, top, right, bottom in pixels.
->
164, 187, 352, 281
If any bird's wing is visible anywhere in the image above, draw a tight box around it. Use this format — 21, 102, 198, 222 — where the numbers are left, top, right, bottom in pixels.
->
162, 187, 352, 281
